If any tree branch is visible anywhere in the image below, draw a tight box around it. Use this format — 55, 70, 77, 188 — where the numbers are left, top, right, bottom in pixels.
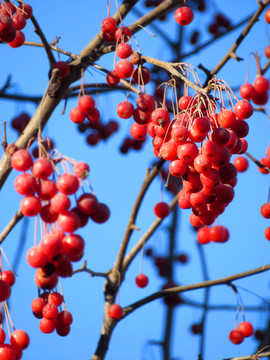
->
30, 15, 56, 67
0, 210, 23, 245
208, 0, 270, 82
122, 264, 270, 317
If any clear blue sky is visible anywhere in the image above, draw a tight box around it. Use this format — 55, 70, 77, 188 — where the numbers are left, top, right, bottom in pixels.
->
0, 1, 270, 359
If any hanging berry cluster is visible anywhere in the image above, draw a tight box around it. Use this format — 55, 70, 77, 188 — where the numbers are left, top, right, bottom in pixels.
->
0, 1, 32, 48
10, 137, 110, 337
0, 252, 30, 359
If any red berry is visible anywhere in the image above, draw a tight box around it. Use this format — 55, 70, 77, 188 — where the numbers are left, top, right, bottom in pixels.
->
10, 330, 30, 350
238, 321, 254, 337
154, 202, 170, 218
261, 203, 270, 218
265, 227, 270, 240
73, 162, 89, 179
14, 173, 36, 196
56, 174, 80, 195
101, 17, 117, 35
133, 66, 151, 85
233, 156, 249, 172
11, 149, 33, 172
265, 45, 270, 58
253, 76, 269, 93
8, 30, 25, 48
108, 304, 123, 319
115, 26, 132, 42
115, 60, 134, 79
229, 329, 244, 344
39, 318, 56, 334
174, 6, 194, 26
57, 310, 73, 327
130, 123, 147, 141
90, 203, 110, 223
17, 3, 33, 19
57, 211, 80, 233
26, 245, 48, 268
135, 274, 149, 288
1, 271, 15, 286
32, 158, 54, 180
0, 279, 11, 301
106, 70, 120, 86
70, 106, 86, 124
53, 61, 70, 77
239, 83, 255, 101
116, 43, 132, 59
20, 196, 41, 216
234, 100, 253, 120
117, 101, 134, 119
78, 95, 95, 112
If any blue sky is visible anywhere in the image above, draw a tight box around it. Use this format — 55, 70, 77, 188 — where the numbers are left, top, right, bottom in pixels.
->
0, 1, 270, 359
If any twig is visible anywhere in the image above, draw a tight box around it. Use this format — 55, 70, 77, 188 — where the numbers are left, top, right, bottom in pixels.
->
22, 41, 77, 60
0, 75, 12, 94
0, 210, 24, 245
245, 152, 270, 172
207, 0, 270, 83
122, 264, 270, 317
2, 121, 7, 150
114, 160, 165, 275
72, 260, 111, 280
138, 53, 205, 93
30, 16, 56, 67
122, 193, 178, 273
179, 14, 253, 60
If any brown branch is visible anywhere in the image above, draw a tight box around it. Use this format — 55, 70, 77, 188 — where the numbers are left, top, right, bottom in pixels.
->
180, 14, 253, 60
122, 193, 178, 273
23, 41, 77, 60
113, 160, 165, 275
208, 0, 270, 81
0, 210, 24, 245
72, 260, 110, 280
30, 16, 56, 67
245, 152, 270, 172
183, 298, 268, 311
122, 264, 270, 317
2, 121, 7, 150
138, 53, 205, 93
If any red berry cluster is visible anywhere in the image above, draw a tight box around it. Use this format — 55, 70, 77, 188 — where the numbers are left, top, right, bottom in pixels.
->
0, 329, 30, 359
0, 1, 32, 48
208, 12, 231, 36
240, 75, 269, 106
70, 95, 99, 124
0, 259, 29, 359
229, 321, 254, 345
31, 291, 73, 336
84, 120, 119, 147
146, 96, 252, 238
119, 136, 145, 154
197, 225, 229, 244
11, 144, 110, 282
101, 17, 132, 44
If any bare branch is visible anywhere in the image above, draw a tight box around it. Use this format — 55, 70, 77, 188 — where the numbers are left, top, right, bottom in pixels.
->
114, 160, 165, 274
0, 210, 24, 245
122, 193, 178, 273
122, 264, 270, 317
72, 260, 110, 280
30, 16, 56, 67
208, 0, 270, 81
